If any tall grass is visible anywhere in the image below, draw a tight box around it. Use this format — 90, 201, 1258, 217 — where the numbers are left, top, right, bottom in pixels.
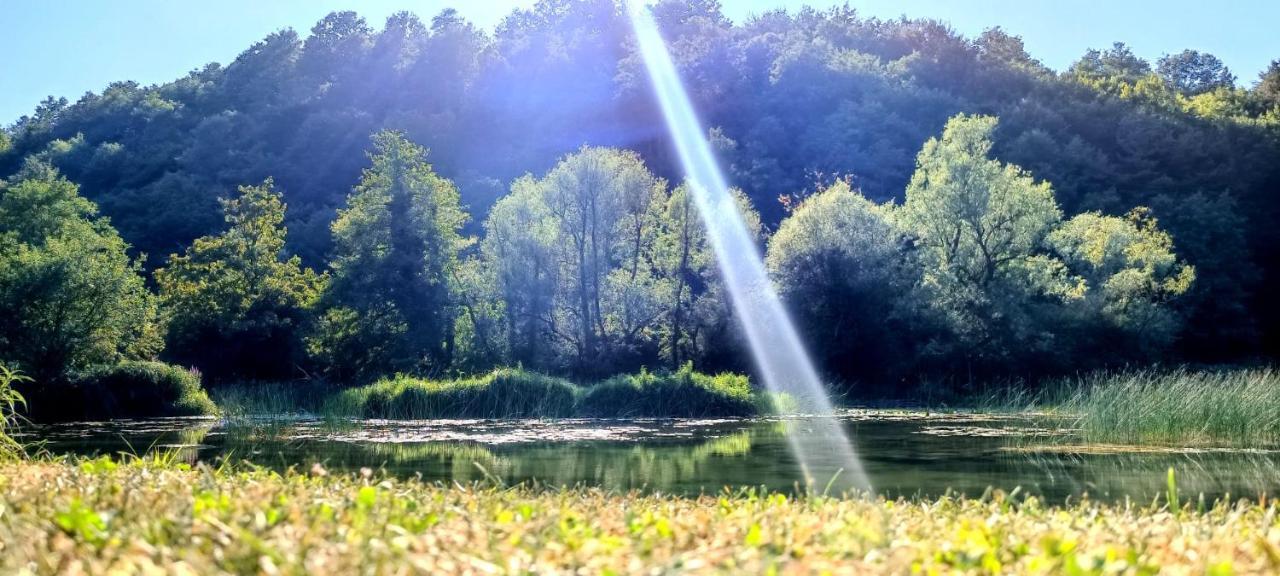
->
328, 368, 579, 419
328, 366, 768, 419
1059, 368, 1280, 448
0, 364, 29, 459
23, 361, 217, 422
578, 365, 756, 417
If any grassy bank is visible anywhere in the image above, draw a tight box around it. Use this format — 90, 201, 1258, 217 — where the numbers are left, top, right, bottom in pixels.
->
327, 366, 770, 419
1, 458, 1277, 574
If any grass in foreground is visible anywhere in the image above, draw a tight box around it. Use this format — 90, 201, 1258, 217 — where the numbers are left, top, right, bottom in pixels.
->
1, 458, 1278, 574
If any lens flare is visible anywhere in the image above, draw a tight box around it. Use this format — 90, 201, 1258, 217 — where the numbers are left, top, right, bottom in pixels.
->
625, 1, 870, 492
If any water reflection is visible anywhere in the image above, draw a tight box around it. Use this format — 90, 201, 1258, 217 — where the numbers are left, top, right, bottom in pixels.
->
21, 414, 1280, 502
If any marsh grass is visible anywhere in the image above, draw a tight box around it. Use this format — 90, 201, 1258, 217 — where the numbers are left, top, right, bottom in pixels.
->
2, 457, 1278, 574
970, 368, 1280, 448
1059, 368, 1280, 448
577, 365, 756, 417
328, 368, 579, 419
327, 366, 769, 420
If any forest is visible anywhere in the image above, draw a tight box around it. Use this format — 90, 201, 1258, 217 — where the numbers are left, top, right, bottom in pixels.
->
3, 0, 1280, 411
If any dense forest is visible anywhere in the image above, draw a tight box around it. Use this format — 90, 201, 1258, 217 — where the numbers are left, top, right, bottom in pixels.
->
3, 0, 1280, 397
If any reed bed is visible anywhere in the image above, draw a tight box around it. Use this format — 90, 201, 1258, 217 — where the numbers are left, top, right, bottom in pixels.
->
2, 457, 1279, 574
1061, 368, 1280, 448
326, 366, 770, 420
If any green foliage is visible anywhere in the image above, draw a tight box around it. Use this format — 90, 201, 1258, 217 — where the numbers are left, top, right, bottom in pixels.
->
328, 365, 762, 419
0, 364, 29, 459
475, 148, 759, 376
155, 179, 324, 382
0, 163, 161, 384
311, 131, 467, 382
766, 182, 923, 389
578, 364, 756, 418
896, 115, 1064, 361
1156, 50, 1235, 96
329, 368, 577, 419
22, 361, 216, 422
1047, 208, 1195, 350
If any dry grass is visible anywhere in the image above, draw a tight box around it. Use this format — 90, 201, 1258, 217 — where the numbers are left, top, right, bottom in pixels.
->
2, 458, 1280, 574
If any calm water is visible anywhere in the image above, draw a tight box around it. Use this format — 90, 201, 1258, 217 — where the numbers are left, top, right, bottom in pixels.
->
18, 412, 1280, 502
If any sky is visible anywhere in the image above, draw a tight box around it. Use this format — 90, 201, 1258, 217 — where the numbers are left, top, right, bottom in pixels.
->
2, 0, 1277, 125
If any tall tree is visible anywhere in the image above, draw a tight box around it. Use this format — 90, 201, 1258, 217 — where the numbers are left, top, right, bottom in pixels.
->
155, 179, 324, 382
1157, 50, 1236, 96
895, 115, 1064, 364
310, 131, 467, 382
766, 181, 923, 389
478, 147, 669, 375
0, 162, 161, 383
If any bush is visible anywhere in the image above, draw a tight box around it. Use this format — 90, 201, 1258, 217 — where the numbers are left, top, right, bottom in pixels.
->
330, 368, 578, 419
22, 361, 216, 422
577, 365, 757, 418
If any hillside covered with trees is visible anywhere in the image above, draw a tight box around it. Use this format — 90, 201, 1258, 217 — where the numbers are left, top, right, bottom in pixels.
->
3, 0, 1280, 399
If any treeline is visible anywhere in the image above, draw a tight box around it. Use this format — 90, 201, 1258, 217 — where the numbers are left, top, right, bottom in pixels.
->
2, 1, 1279, 389
0, 113, 1196, 396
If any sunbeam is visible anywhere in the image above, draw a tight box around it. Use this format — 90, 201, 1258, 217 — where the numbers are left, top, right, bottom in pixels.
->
624, 0, 870, 493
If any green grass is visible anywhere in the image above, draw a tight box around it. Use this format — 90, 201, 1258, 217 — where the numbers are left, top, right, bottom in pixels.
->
1, 457, 1275, 574
0, 364, 28, 458
578, 365, 756, 417
1059, 368, 1280, 448
22, 361, 217, 422
325, 366, 770, 419
327, 368, 579, 419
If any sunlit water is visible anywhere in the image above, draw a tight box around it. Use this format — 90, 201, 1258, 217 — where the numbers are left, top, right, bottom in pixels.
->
625, 0, 868, 491
21, 414, 1280, 502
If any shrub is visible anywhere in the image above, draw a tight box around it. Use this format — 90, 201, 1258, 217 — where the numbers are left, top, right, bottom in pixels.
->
330, 368, 577, 419
577, 365, 757, 418
23, 361, 216, 421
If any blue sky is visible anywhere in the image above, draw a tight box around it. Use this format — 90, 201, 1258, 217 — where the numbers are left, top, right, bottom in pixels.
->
3, 0, 1277, 125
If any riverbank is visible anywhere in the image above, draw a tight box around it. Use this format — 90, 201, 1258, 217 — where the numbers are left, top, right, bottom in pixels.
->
1, 457, 1275, 574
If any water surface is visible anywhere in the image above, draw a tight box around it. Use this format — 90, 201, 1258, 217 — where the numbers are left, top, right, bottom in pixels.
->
19, 412, 1280, 502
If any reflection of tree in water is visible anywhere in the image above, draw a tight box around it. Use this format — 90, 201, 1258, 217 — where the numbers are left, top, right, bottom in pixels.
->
303, 422, 786, 492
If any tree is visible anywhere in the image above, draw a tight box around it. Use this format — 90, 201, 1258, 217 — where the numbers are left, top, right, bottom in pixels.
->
656, 183, 760, 371
1256, 60, 1280, 109
154, 179, 324, 382
1046, 208, 1195, 358
1070, 42, 1152, 84
895, 114, 1064, 363
766, 182, 923, 389
1157, 50, 1236, 96
478, 147, 666, 375
0, 162, 161, 383
310, 131, 467, 382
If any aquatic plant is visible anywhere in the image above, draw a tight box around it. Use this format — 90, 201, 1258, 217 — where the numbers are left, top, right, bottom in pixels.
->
1061, 368, 1280, 447
1, 457, 1276, 574
328, 368, 579, 419
577, 364, 755, 417
326, 366, 768, 419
